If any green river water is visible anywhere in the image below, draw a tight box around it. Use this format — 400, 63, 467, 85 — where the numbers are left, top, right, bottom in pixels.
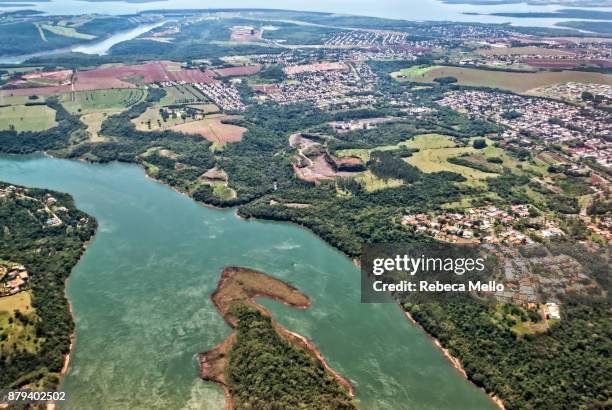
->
0, 154, 496, 410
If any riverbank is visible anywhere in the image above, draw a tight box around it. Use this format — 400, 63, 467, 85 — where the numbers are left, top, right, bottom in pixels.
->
56, 150, 501, 408
198, 266, 356, 409
403, 311, 506, 410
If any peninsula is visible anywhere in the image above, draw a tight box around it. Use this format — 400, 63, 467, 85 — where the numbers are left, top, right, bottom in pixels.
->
198, 266, 356, 410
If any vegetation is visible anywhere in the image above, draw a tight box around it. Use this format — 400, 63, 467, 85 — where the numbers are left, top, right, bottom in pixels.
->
0, 104, 57, 132
405, 240, 611, 410
228, 305, 355, 410
0, 182, 96, 389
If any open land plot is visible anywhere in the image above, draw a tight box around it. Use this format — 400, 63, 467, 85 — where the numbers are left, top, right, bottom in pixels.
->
0, 292, 40, 355
0, 105, 56, 132
213, 65, 261, 77
0, 95, 45, 106
0, 291, 32, 314
19, 69, 73, 87
60, 88, 146, 114
187, 103, 219, 113
476, 46, 575, 57
1, 61, 218, 98
391, 65, 441, 80
80, 110, 121, 142
132, 105, 190, 130
336, 134, 457, 162
209, 181, 237, 200
404, 135, 499, 185
395, 66, 612, 93
337, 141, 413, 162
40, 24, 96, 40
159, 85, 207, 105
356, 171, 403, 192
170, 115, 246, 146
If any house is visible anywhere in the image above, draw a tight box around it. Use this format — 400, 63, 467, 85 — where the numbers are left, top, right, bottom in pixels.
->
545, 302, 561, 320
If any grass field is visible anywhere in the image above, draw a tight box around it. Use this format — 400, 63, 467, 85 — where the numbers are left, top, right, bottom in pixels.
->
132, 105, 193, 130
60, 88, 146, 114
80, 110, 121, 142
356, 171, 403, 192
210, 181, 237, 200
0, 291, 32, 313
159, 85, 207, 105
0, 292, 40, 356
187, 103, 220, 113
405, 135, 499, 185
390, 65, 441, 80
0, 105, 57, 132
335, 134, 453, 162
0, 95, 46, 106
170, 114, 246, 146
393, 65, 612, 93
40, 24, 96, 40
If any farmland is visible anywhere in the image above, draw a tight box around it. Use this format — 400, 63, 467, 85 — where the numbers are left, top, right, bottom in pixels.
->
393, 65, 612, 93
60, 89, 146, 114
0, 105, 56, 132
158, 85, 208, 105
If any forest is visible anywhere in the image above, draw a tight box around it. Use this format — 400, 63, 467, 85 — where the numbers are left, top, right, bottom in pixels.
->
228, 304, 355, 410
0, 183, 96, 389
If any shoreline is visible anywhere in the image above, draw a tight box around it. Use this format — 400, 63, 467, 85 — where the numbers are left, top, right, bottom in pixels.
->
40, 152, 499, 408
403, 311, 505, 410
199, 267, 356, 408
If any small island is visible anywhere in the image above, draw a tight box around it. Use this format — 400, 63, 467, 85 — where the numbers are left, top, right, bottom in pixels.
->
198, 267, 356, 410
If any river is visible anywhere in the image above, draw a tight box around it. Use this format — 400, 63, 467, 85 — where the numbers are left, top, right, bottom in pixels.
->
0, 22, 166, 65
0, 153, 497, 410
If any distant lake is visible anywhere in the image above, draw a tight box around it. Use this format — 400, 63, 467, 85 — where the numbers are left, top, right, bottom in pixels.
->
5, 0, 612, 28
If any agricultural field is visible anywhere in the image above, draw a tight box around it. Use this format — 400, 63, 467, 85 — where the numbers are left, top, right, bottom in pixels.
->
0, 95, 45, 106
393, 65, 612, 93
0, 105, 56, 132
158, 85, 207, 105
60, 88, 146, 114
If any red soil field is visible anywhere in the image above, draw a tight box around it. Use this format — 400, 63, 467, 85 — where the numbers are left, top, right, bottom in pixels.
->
213, 65, 261, 77
0, 61, 217, 97
22, 69, 72, 82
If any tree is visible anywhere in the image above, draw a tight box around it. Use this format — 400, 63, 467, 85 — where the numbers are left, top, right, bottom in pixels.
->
473, 138, 487, 149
